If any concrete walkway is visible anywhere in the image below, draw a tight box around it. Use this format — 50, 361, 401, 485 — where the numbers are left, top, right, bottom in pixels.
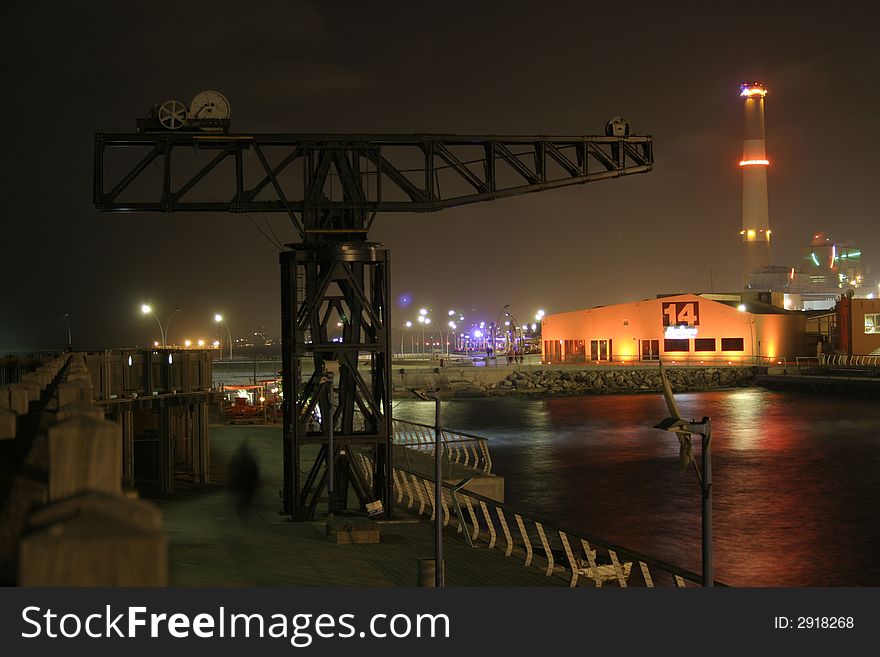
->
148, 425, 570, 587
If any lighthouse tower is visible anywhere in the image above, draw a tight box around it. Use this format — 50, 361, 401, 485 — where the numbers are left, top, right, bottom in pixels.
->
740, 82, 771, 283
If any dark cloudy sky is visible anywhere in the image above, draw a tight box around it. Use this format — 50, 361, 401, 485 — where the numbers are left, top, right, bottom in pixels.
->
4, 1, 878, 350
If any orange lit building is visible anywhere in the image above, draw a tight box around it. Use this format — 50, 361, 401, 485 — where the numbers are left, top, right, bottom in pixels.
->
835, 297, 880, 355
541, 293, 809, 364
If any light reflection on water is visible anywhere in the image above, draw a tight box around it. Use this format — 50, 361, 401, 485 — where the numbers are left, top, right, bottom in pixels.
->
393, 389, 880, 586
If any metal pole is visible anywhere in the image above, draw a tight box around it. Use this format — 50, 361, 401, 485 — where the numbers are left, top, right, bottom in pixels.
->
701, 418, 713, 587
149, 311, 165, 348
225, 324, 233, 360
64, 313, 72, 349
433, 394, 444, 587
327, 372, 335, 515
164, 308, 181, 348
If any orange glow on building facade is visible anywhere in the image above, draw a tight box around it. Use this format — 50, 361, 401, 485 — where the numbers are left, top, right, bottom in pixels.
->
541, 294, 808, 364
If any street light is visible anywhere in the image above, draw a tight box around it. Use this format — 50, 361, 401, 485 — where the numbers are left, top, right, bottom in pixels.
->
491, 304, 510, 364
402, 320, 413, 356
63, 313, 72, 350
654, 365, 714, 587
215, 313, 233, 360
447, 321, 457, 356
141, 304, 181, 348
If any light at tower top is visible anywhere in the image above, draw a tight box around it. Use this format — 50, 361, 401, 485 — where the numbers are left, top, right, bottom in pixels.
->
740, 82, 767, 98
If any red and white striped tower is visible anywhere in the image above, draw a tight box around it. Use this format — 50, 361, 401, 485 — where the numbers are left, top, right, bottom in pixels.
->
740, 82, 771, 283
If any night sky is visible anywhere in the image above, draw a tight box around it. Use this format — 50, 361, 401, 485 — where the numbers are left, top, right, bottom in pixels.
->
5, 1, 878, 350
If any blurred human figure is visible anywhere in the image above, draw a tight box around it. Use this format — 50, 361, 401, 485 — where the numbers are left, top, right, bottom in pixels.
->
228, 442, 260, 520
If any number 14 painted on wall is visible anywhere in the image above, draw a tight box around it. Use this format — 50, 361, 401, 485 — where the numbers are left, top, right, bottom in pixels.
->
662, 302, 700, 327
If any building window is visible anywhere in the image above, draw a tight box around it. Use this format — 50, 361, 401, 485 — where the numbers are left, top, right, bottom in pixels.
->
663, 339, 689, 352
590, 339, 612, 361
866, 314, 880, 334
721, 337, 744, 351
640, 339, 660, 360
694, 338, 716, 352
564, 340, 585, 362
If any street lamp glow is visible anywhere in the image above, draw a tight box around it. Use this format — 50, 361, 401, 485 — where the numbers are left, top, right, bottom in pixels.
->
448, 321, 456, 329
197, 339, 205, 347
448, 310, 455, 316
425, 318, 432, 325
417, 315, 425, 324
141, 304, 152, 315
213, 340, 220, 348
214, 314, 223, 323
184, 339, 192, 347
419, 308, 428, 316
737, 304, 746, 312
405, 321, 412, 328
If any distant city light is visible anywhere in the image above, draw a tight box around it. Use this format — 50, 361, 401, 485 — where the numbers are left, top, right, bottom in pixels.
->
184, 339, 192, 347
737, 304, 746, 312
739, 159, 769, 166
197, 339, 205, 347
474, 330, 483, 338
531, 323, 537, 331
213, 340, 220, 347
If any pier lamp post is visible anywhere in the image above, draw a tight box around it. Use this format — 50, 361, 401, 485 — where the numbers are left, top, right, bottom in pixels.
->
63, 313, 72, 350
654, 365, 714, 587
141, 304, 181, 348
215, 314, 233, 360
492, 304, 511, 364
408, 387, 445, 587
447, 321, 457, 356
402, 321, 413, 356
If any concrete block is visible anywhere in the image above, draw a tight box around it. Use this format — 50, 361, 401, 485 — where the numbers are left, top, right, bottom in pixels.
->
51, 379, 93, 409
5, 385, 31, 414
11, 381, 40, 403
22, 371, 50, 390
0, 409, 15, 439
0, 477, 48, 568
47, 415, 122, 501
18, 492, 168, 587
326, 520, 380, 544
54, 402, 104, 423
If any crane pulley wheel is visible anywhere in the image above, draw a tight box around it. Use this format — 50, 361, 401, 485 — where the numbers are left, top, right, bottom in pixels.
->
158, 100, 188, 130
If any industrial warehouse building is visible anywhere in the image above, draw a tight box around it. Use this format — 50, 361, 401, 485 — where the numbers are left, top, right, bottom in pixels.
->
541, 293, 810, 364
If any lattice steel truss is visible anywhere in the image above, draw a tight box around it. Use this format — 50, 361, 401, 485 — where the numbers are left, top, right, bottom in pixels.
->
94, 130, 653, 519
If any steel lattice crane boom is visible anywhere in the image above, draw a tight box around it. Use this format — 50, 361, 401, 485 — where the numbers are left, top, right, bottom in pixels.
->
94, 104, 653, 520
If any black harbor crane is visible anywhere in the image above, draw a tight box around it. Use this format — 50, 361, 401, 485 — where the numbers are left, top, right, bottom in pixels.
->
93, 93, 653, 520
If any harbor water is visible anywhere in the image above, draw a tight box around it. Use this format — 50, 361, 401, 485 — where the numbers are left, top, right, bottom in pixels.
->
394, 389, 880, 586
